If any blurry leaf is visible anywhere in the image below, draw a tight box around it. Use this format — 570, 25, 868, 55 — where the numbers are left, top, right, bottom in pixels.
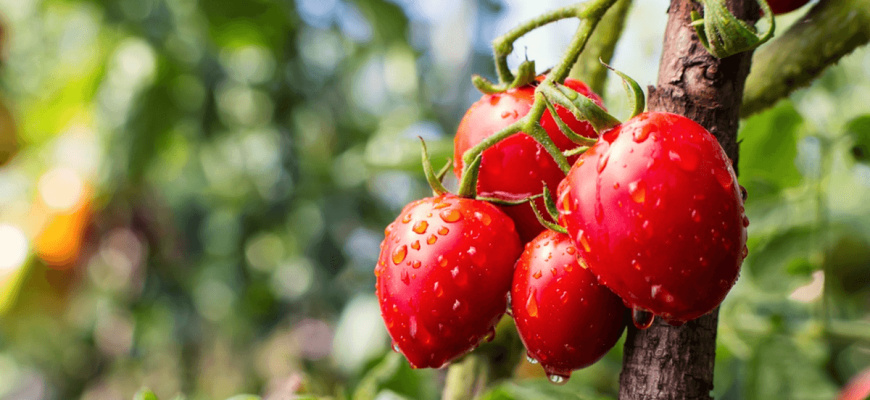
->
845, 115, 870, 165
746, 225, 821, 293
134, 389, 159, 400
224, 396, 261, 400
738, 101, 804, 194
746, 336, 837, 400
478, 380, 590, 400
365, 136, 452, 172
353, 353, 404, 400
0, 100, 17, 166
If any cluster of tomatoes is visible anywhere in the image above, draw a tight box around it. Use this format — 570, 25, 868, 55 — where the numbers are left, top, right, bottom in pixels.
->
374, 73, 748, 383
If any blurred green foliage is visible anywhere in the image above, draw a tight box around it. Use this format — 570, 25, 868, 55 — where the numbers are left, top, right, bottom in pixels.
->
0, 0, 867, 400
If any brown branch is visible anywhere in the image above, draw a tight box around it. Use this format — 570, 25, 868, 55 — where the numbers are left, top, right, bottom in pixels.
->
618, 0, 757, 399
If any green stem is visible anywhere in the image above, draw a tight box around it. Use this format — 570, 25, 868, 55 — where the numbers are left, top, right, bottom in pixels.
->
570, 0, 633, 94
461, 121, 524, 175
442, 354, 488, 400
528, 121, 571, 174
741, 0, 870, 117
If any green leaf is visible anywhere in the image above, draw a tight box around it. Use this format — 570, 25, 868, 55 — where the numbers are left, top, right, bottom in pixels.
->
224, 396, 261, 400
738, 101, 804, 194
745, 225, 822, 294
845, 115, 870, 165
746, 336, 837, 400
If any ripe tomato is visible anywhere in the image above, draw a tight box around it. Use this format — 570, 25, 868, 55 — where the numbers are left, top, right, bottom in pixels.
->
511, 230, 626, 383
375, 194, 522, 368
557, 112, 748, 323
454, 77, 603, 243
767, 0, 810, 15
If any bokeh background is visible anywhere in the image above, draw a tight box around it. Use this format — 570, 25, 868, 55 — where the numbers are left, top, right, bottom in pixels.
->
0, 0, 868, 399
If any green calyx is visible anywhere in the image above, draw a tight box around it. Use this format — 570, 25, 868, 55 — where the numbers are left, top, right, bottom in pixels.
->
419, 137, 451, 196
691, 0, 775, 59
530, 183, 567, 234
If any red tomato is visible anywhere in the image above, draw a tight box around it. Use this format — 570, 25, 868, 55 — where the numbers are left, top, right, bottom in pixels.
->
556, 112, 748, 323
767, 0, 810, 15
511, 230, 626, 383
454, 77, 603, 243
375, 194, 522, 368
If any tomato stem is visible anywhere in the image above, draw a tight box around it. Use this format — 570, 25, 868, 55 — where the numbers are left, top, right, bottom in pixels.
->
420, 138, 450, 196
538, 82, 621, 134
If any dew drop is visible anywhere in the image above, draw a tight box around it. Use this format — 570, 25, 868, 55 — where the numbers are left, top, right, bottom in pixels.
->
439, 209, 462, 223
468, 247, 486, 266
578, 230, 592, 252
474, 211, 492, 226
411, 240, 420, 250
632, 308, 655, 330
550, 267, 557, 276
427, 234, 438, 245
434, 282, 443, 297
532, 270, 542, 279
438, 226, 449, 235
613, 182, 620, 189
669, 147, 700, 171
402, 214, 412, 224
713, 167, 733, 189
392, 342, 401, 353
401, 270, 410, 285
526, 354, 539, 364
699, 256, 709, 267
597, 151, 610, 172
560, 291, 569, 304
691, 209, 701, 222
566, 246, 576, 255
451, 266, 459, 277
651, 284, 661, 298
742, 244, 749, 258
632, 259, 641, 270
740, 185, 748, 202
412, 220, 429, 234
453, 299, 461, 311
433, 202, 451, 210
632, 124, 652, 142
500, 111, 512, 118
438, 255, 448, 267
412, 260, 421, 269
392, 245, 408, 265
547, 373, 570, 385
742, 216, 750, 227
629, 180, 646, 203
526, 288, 539, 317
564, 262, 573, 272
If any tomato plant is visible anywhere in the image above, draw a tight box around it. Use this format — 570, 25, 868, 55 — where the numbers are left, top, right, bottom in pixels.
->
557, 112, 748, 323
375, 194, 522, 368
453, 77, 603, 242
511, 229, 626, 384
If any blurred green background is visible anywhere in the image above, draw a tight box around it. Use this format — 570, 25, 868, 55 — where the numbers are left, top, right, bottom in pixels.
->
0, 0, 868, 399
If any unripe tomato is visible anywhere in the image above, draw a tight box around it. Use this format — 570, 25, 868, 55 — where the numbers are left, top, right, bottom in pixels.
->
454, 77, 603, 242
557, 112, 748, 323
375, 194, 522, 368
511, 230, 626, 384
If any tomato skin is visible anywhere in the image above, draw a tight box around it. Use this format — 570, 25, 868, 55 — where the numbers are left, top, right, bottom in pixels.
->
511, 230, 626, 376
375, 194, 522, 368
767, 0, 810, 14
454, 78, 603, 243
556, 112, 748, 323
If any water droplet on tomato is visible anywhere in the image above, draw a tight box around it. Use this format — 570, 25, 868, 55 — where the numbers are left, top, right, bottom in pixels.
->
632, 125, 652, 142
402, 214, 412, 224
560, 291, 569, 304
740, 185, 748, 201
392, 342, 401, 353
547, 372, 570, 385
742, 244, 749, 258
566, 246, 576, 255
713, 167, 733, 189
433, 202, 451, 210
412, 260, 421, 269
578, 230, 592, 252
613, 182, 620, 189
692, 209, 701, 222
411, 240, 420, 250
564, 262, 573, 272
438, 226, 449, 235
474, 211, 491, 226
629, 180, 646, 203
597, 151, 610, 172
427, 234, 438, 244
526, 288, 539, 317
699, 256, 709, 267
642, 220, 653, 236
412, 220, 428, 234
392, 245, 407, 264
434, 282, 443, 297
532, 270, 542, 279
452, 299, 461, 311
500, 111, 512, 118
439, 209, 462, 223
632, 307, 655, 330
401, 270, 410, 285
526, 354, 539, 364
669, 147, 700, 171
438, 255, 448, 267
651, 284, 661, 298
742, 216, 750, 227
632, 259, 641, 270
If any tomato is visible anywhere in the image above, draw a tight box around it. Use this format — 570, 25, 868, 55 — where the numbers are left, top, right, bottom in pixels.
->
375, 194, 522, 368
511, 230, 626, 383
767, 0, 810, 15
556, 112, 748, 323
454, 77, 603, 243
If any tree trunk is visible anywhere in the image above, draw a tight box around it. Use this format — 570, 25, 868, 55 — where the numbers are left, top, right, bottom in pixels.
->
618, 1, 757, 399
